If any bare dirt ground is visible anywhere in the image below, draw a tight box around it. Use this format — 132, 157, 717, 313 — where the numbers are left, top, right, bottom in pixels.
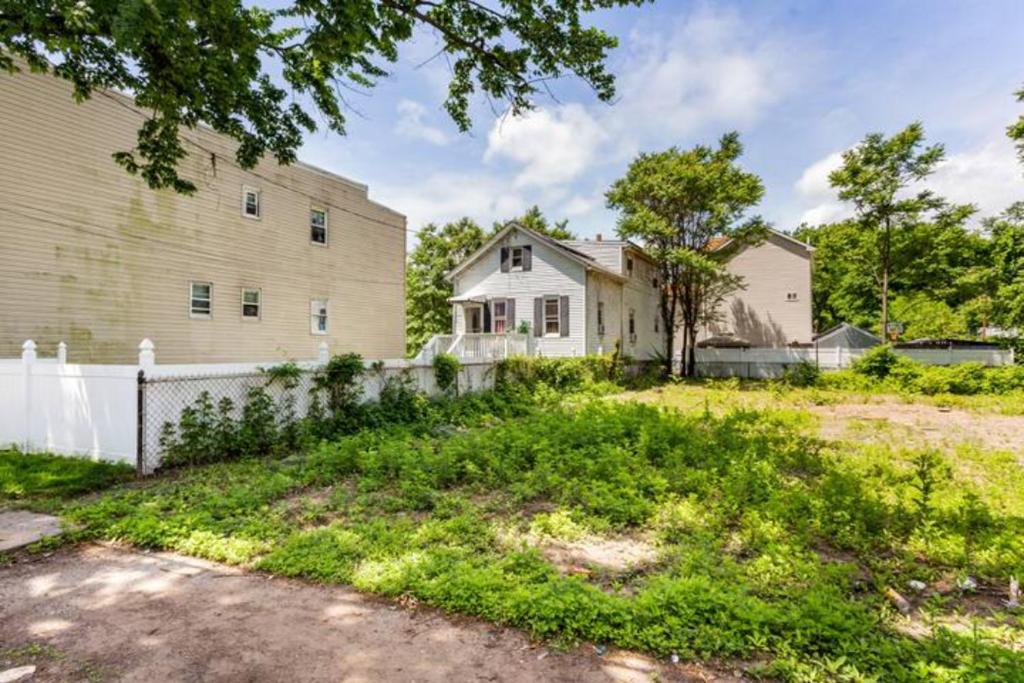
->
809, 401, 1024, 454
0, 545, 746, 683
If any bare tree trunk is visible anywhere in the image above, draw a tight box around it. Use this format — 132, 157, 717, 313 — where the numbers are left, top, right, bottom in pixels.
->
880, 218, 891, 340
686, 327, 698, 377
880, 268, 889, 341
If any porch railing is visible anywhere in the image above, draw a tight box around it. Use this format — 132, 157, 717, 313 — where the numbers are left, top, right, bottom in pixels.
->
413, 333, 530, 363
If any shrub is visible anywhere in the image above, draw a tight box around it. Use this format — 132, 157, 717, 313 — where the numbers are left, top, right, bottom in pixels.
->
852, 345, 904, 379
432, 353, 461, 395
781, 361, 820, 387
494, 355, 624, 393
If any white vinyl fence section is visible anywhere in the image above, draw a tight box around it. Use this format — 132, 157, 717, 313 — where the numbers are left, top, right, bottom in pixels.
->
694, 346, 1015, 378
1, 339, 498, 473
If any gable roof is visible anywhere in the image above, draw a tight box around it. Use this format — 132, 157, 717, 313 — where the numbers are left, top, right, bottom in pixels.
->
814, 322, 880, 345
708, 228, 815, 255
446, 223, 627, 282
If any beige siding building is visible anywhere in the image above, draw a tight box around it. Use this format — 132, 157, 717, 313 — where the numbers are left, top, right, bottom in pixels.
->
0, 67, 406, 363
698, 230, 815, 346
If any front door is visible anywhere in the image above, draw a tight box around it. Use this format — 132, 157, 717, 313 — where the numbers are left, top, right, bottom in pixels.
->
465, 305, 483, 334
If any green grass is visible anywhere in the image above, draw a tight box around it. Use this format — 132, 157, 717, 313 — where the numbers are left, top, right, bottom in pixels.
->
0, 450, 134, 510
23, 397, 1019, 681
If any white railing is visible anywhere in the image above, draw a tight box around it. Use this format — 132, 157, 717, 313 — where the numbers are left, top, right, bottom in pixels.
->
415, 333, 530, 363
694, 345, 1015, 378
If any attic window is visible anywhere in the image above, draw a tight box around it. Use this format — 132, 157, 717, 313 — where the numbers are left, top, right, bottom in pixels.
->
626, 256, 634, 276
511, 247, 524, 270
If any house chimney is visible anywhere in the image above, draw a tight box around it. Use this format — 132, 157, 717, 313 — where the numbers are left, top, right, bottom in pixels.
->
596, 233, 603, 242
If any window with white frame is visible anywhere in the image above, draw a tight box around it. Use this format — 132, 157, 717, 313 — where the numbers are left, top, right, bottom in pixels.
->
544, 296, 560, 336
511, 246, 525, 271
190, 281, 212, 318
786, 292, 799, 302
310, 299, 328, 334
492, 299, 507, 334
242, 288, 261, 320
242, 186, 261, 218
310, 208, 327, 244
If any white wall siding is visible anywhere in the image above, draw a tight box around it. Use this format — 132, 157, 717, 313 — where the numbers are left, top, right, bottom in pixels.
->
620, 251, 663, 360
585, 273, 623, 355
453, 228, 587, 357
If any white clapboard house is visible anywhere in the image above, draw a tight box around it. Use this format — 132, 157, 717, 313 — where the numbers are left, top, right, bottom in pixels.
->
415, 223, 664, 362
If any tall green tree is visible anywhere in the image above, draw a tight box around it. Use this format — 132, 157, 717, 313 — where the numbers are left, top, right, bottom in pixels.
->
984, 202, 1024, 333
2, 0, 643, 194
405, 218, 486, 355
606, 133, 765, 376
796, 207, 983, 337
828, 123, 970, 337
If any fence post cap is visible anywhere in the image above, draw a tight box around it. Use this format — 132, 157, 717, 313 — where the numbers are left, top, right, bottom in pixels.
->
139, 338, 155, 351
22, 339, 37, 351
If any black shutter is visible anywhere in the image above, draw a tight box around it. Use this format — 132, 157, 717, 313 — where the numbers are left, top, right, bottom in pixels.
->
507, 298, 516, 330
522, 245, 533, 271
559, 295, 569, 337
533, 298, 543, 337
500, 247, 510, 273
483, 302, 492, 333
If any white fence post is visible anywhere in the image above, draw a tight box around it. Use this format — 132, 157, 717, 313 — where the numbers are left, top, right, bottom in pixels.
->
57, 341, 67, 365
318, 341, 330, 364
21, 340, 36, 452
138, 338, 156, 369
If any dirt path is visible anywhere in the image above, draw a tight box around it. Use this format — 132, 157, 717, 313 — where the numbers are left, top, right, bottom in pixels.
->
810, 401, 1024, 454
0, 545, 743, 682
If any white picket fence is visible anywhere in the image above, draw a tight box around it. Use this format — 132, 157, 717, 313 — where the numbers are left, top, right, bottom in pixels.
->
694, 346, 1015, 378
1, 339, 497, 470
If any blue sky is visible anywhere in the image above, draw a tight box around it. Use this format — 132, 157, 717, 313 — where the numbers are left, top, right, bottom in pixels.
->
294, 1, 1024, 241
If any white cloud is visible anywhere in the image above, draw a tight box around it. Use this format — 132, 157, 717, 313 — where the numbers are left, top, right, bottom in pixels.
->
793, 137, 1024, 226
929, 137, 1024, 218
484, 104, 608, 188
608, 8, 802, 143
394, 99, 450, 146
375, 171, 526, 234
480, 6, 804, 195
794, 150, 852, 225
561, 194, 599, 218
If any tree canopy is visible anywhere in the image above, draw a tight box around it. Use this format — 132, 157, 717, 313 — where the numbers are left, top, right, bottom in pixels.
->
827, 122, 972, 338
606, 132, 765, 375
1, 0, 643, 193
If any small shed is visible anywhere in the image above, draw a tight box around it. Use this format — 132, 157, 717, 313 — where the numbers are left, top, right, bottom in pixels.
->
813, 323, 880, 349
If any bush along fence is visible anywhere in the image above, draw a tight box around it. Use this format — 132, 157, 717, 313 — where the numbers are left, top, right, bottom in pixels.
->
0, 339, 494, 475
693, 344, 1014, 379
